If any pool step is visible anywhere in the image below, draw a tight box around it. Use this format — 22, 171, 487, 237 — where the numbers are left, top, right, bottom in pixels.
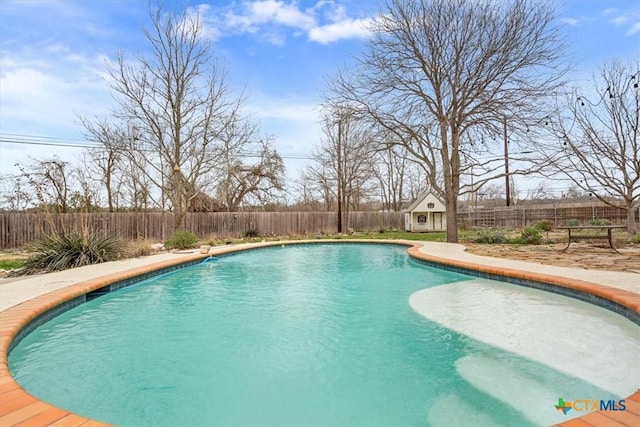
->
454, 353, 615, 426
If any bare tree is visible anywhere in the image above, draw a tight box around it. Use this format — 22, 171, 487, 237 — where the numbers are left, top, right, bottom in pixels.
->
16, 157, 74, 213
476, 183, 504, 208
536, 60, 639, 233
329, 0, 568, 241
215, 132, 285, 211
121, 155, 154, 211
373, 143, 425, 211
102, 6, 272, 228
79, 118, 126, 212
72, 165, 102, 212
297, 166, 334, 211
309, 109, 377, 231
0, 174, 32, 211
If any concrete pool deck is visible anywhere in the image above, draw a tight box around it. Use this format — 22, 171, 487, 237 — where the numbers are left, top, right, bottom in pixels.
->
0, 240, 639, 426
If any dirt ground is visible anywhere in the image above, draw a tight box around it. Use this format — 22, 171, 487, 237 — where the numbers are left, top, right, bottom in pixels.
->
464, 241, 640, 273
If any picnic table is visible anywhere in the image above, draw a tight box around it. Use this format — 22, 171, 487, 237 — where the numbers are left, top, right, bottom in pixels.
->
556, 225, 626, 253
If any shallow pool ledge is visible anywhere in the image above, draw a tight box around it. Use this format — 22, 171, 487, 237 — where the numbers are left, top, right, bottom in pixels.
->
1, 239, 639, 426
406, 241, 640, 427
406, 243, 640, 325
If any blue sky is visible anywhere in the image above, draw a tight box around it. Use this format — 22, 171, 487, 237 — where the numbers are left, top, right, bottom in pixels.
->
1, 0, 639, 192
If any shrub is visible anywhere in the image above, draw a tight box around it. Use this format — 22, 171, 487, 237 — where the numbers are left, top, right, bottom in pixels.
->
630, 234, 640, 244
16, 232, 121, 275
589, 218, 612, 226
566, 219, 580, 227
533, 220, 553, 232
472, 228, 508, 244
378, 228, 386, 234
243, 229, 260, 238
165, 229, 198, 249
519, 226, 542, 244
122, 239, 153, 258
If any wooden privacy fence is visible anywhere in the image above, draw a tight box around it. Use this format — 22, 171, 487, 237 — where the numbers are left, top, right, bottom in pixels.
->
459, 202, 638, 229
1, 203, 637, 249
0, 211, 405, 249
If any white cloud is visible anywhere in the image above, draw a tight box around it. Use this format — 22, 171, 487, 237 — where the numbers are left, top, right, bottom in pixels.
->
601, 5, 640, 36
627, 21, 640, 35
44, 43, 71, 54
250, 0, 315, 29
0, 53, 113, 176
225, 0, 315, 35
198, 1, 376, 45
312, 1, 347, 22
560, 17, 580, 27
242, 94, 322, 179
187, 4, 223, 40
262, 30, 286, 46
611, 15, 628, 25
249, 97, 319, 123
308, 17, 375, 44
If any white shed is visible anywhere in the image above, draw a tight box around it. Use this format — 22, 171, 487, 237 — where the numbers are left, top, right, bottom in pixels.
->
404, 191, 447, 232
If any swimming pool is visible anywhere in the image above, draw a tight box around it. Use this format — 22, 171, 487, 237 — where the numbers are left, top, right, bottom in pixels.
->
7, 243, 638, 426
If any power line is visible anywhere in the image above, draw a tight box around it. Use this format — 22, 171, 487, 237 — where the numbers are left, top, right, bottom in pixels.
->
0, 139, 100, 149
1, 133, 88, 143
0, 133, 314, 160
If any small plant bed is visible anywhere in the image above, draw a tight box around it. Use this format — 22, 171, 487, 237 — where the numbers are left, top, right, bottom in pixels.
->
12, 232, 122, 276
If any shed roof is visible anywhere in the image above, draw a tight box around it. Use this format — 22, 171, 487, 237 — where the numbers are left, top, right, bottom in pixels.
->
406, 190, 446, 212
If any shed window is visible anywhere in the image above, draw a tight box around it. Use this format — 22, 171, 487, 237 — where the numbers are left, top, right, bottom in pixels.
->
417, 215, 427, 224
427, 202, 435, 209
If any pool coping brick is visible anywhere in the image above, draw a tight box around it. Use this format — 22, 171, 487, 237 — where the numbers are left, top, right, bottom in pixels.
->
0, 239, 638, 427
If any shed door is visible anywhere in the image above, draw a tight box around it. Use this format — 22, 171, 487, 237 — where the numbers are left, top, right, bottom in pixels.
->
433, 212, 443, 230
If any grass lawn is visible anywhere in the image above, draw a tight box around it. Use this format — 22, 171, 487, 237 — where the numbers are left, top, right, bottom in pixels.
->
0, 258, 27, 270
208, 230, 468, 246
325, 230, 450, 241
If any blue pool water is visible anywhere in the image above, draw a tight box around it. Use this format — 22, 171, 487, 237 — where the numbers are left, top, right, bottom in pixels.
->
8, 244, 620, 426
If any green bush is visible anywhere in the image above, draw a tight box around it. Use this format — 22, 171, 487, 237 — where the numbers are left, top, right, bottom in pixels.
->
16, 232, 121, 275
472, 228, 508, 244
589, 218, 612, 226
378, 228, 386, 234
519, 226, 542, 244
630, 233, 640, 244
566, 219, 580, 227
533, 220, 553, 232
165, 229, 198, 249
243, 229, 260, 238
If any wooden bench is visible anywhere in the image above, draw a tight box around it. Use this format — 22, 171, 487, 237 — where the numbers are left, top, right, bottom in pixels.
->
556, 225, 626, 253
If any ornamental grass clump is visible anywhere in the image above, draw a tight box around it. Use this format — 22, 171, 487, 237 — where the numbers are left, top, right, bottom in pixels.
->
16, 232, 122, 275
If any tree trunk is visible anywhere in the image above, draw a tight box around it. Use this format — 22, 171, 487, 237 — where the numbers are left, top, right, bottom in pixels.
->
106, 174, 114, 213
627, 201, 638, 234
445, 196, 458, 243
173, 210, 186, 231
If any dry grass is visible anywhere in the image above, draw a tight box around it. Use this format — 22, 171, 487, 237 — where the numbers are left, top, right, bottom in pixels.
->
122, 239, 153, 258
